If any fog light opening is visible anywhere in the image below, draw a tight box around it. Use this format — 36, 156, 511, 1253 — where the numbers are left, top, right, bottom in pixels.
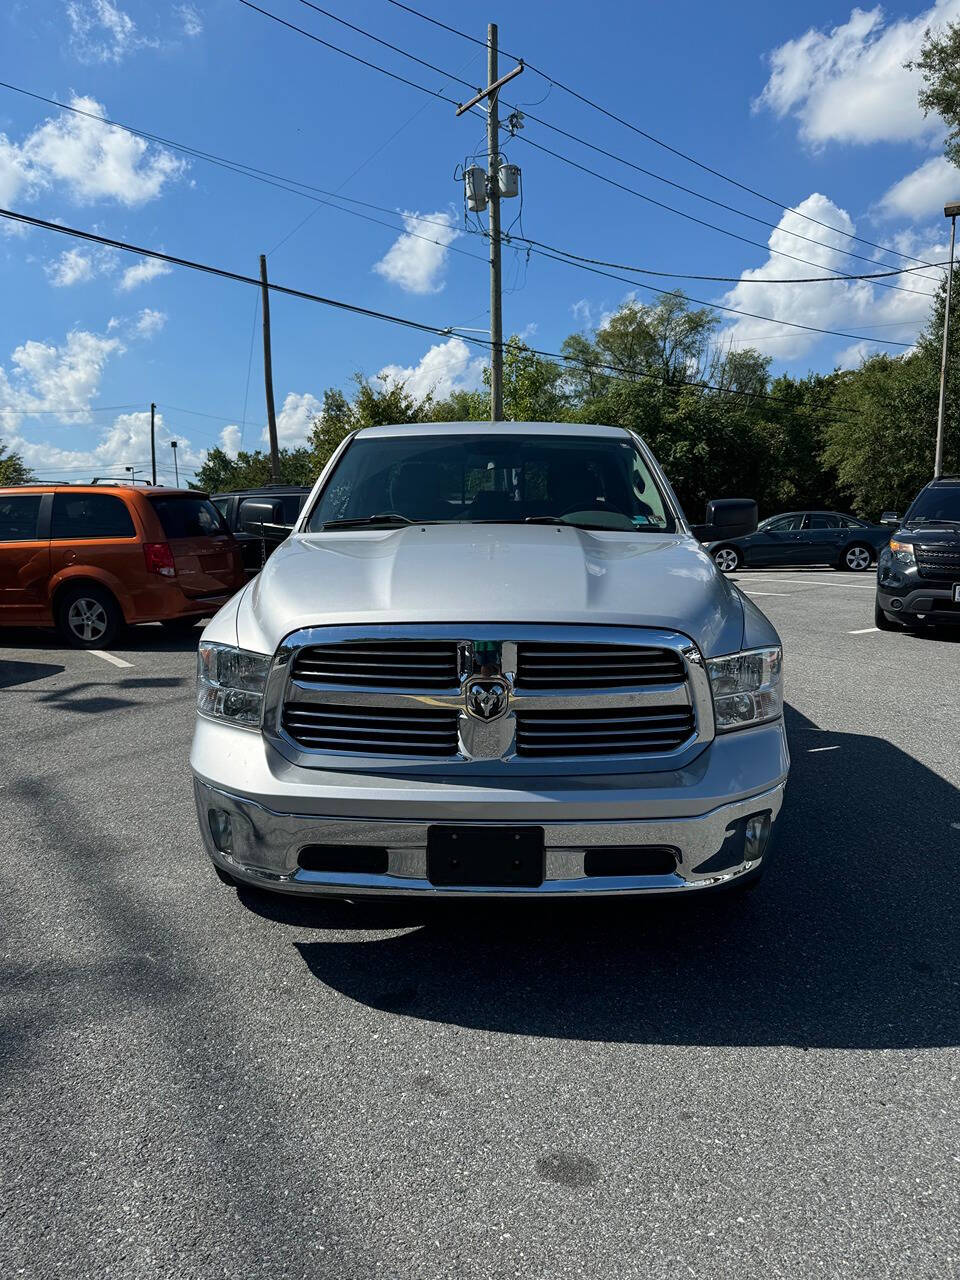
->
890, 599, 903, 612
208, 808, 233, 855
744, 812, 771, 863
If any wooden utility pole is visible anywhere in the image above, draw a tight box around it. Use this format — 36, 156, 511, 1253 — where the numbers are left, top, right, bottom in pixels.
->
259, 254, 281, 482
486, 23, 503, 422
150, 401, 157, 485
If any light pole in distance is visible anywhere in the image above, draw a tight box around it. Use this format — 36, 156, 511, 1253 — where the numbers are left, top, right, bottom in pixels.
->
170, 440, 179, 486
935, 201, 960, 478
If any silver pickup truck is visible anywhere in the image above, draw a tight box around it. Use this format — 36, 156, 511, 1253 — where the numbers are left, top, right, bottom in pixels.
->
191, 422, 788, 898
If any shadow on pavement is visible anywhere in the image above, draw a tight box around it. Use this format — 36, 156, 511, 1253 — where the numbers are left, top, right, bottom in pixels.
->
0, 623, 205, 655
0, 659, 65, 688
240, 704, 960, 1050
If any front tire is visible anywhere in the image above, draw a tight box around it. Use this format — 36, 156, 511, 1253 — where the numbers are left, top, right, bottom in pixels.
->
56, 583, 121, 649
841, 543, 872, 572
713, 545, 742, 573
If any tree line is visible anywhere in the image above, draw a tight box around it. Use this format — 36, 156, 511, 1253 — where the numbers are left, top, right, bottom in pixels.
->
188, 276, 960, 523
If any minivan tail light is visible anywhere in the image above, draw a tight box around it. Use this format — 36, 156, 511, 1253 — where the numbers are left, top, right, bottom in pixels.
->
143, 542, 176, 577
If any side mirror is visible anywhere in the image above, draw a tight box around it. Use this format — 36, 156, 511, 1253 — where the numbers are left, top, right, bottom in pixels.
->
880, 511, 900, 528
691, 498, 758, 542
239, 499, 285, 536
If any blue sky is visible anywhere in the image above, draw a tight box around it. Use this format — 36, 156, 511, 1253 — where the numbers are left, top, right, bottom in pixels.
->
1, 0, 959, 484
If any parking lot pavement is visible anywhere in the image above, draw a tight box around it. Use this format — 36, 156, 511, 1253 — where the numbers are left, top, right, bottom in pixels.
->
2, 589, 959, 1280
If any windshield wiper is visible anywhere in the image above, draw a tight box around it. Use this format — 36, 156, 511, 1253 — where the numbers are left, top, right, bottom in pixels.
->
905, 517, 960, 528
319, 512, 419, 530
524, 515, 652, 532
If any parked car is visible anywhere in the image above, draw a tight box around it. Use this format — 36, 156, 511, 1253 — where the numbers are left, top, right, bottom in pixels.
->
191, 422, 789, 901
0, 484, 246, 648
876, 475, 960, 630
707, 510, 890, 572
211, 486, 311, 575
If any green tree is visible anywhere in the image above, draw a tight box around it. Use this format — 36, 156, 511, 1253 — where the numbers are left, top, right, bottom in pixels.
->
910, 20, 960, 169
0, 440, 35, 485
193, 446, 316, 491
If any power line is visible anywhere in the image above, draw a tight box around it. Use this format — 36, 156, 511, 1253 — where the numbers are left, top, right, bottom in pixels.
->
0, 402, 144, 415
0, 207, 909, 426
501, 233, 944, 290
382, 0, 938, 270
241, 2, 937, 292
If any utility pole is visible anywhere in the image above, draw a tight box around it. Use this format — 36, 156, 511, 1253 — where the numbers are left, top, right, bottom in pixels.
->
455, 27, 523, 423
486, 24, 503, 422
935, 202, 959, 479
259, 253, 281, 482
170, 439, 179, 486
150, 401, 157, 485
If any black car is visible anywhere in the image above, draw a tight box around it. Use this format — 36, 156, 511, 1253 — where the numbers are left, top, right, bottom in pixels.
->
211, 485, 312, 575
876, 476, 960, 630
707, 510, 890, 573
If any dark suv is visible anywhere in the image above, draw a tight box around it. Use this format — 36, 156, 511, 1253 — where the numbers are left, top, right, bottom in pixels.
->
210, 486, 311, 575
876, 476, 960, 630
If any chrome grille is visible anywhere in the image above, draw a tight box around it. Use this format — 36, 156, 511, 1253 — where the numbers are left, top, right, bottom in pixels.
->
916, 547, 960, 580
282, 702, 459, 756
516, 642, 685, 688
292, 640, 459, 688
515, 705, 696, 757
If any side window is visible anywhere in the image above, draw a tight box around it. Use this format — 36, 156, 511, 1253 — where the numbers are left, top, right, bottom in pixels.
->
806, 514, 839, 529
836, 515, 864, 528
211, 497, 231, 519
0, 494, 42, 542
51, 493, 136, 539
765, 516, 800, 532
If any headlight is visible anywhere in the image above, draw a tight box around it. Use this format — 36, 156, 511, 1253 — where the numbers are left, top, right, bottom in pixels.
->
197, 642, 271, 728
706, 646, 782, 733
888, 538, 915, 565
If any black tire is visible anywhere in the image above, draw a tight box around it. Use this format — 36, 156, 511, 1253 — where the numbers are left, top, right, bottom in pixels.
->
839, 543, 873, 572
161, 616, 200, 635
874, 599, 901, 631
55, 582, 122, 649
713, 545, 742, 573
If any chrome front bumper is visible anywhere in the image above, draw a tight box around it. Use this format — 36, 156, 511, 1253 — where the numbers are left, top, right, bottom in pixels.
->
191, 717, 789, 897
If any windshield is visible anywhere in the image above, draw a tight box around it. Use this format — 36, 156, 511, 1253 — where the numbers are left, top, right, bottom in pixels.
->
904, 486, 960, 525
306, 432, 675, 532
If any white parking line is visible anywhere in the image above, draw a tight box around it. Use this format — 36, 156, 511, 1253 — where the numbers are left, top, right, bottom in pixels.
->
741, 590, 792, 596
732, 575, 876, 591
848, 627, 880, 635
90, 649, 133, 669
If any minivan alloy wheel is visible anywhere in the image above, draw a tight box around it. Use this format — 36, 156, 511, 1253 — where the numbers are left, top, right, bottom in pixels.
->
67, 596, 109, 643
844, 545, 871, 571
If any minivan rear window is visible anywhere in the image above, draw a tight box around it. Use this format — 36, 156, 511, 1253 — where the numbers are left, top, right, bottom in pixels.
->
149, 497, 228, 538
51, 493, 136, 540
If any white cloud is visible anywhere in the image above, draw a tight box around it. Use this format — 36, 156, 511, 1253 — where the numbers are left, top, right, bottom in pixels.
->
755, 0, 960, 146
45, 247, 95, 286
135, 307, 166, 337
219, 425, 242, 458
878, 154, 960, 219
9, 409, 206, 484
260, 391, 322, 447
0, 326, 124, 429
118, 256, 172, 291
177, 3, 203, 37
373, 210, 459, 293
378, 337, 485, 401
571, 299, 593, 327
719, 192, 945, 361
0, 95, 185, 216
65, 0, 156, 64
835, 340, 875, 370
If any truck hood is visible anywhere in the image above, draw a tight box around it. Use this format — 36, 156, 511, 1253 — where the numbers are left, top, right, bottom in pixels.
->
236, 524, 745, 657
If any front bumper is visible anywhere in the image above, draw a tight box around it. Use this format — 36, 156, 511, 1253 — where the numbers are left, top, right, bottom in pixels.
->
877, 581, 960, 625
191, 717, 789, 897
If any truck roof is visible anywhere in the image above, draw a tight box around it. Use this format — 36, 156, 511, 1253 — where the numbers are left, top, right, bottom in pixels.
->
357, 421, 632, 440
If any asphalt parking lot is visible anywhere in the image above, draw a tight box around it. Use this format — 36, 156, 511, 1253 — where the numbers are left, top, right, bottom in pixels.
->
2, 568, 959, 1280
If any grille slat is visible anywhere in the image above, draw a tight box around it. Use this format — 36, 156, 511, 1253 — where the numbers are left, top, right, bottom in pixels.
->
516, 642, 685, 689
516, 705, 694, 757
283, 700, 458, 756
293, 641, 458, 689
916, 547, 960, 580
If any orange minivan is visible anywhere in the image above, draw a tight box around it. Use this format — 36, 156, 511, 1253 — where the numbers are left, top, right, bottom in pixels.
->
0, 484, 246, 648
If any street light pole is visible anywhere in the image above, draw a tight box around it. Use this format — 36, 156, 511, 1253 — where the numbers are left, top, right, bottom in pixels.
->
935, 201, 960, 480
125, 465, 138, 486
170, 440, 179, 487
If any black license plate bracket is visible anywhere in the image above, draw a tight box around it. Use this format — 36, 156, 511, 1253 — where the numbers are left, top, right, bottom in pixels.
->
426, 826, 545, 888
